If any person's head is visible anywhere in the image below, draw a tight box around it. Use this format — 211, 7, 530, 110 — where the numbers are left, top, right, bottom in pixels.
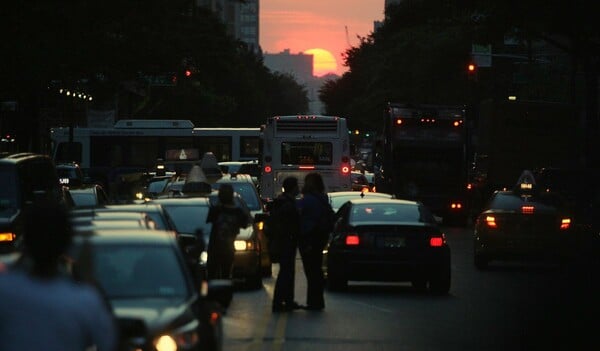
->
302, 172, 325, 195
217, 184, 235, 205
22, 199, 74, 276
282, 177, 299, 196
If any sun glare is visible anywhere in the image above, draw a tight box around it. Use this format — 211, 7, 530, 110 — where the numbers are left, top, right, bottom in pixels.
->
304, 48, 338, 77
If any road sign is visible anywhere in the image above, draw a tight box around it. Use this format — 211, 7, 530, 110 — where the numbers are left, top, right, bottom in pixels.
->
471, 44, 492, 67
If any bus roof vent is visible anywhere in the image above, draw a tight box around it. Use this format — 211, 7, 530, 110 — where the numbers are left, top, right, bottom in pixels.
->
276, 117, 338, 132
114, 119, 194, 129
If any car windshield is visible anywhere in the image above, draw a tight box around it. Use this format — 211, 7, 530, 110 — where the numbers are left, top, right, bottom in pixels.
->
162, 204, 212, 236
91, 244, 189, 299
349, 203, 434, 224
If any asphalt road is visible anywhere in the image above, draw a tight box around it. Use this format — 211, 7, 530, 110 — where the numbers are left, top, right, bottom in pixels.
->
223, 226, 599, 351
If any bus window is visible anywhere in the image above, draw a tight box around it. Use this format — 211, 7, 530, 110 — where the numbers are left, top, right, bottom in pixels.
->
281, 142, 332, 165
240, 136, 259, 159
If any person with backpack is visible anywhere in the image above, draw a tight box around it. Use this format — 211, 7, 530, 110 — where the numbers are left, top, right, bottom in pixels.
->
269, 177, 303, 312
206, 184, 250, 280
297, 172, 335, 311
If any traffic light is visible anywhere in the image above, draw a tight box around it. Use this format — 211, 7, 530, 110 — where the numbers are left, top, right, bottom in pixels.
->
184, 69, 192, 78
467, 63, 477, 81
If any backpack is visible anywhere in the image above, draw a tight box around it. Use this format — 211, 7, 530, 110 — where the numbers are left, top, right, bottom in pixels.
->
212, 207, 243, 245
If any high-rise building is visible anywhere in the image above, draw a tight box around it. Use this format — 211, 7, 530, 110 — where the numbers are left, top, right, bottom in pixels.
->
198, 0, 260, 53
263, 49, 314, 81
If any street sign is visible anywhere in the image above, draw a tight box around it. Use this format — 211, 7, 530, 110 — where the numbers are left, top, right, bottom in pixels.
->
471, 44, 492, 67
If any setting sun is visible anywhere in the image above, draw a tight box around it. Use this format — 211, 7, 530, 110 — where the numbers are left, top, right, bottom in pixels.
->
304, 48, 338, 77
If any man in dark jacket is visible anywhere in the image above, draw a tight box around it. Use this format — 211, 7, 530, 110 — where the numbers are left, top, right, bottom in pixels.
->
270, 177, 303, 312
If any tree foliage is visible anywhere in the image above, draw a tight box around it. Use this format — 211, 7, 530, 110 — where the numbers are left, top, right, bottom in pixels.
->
0, 0, 308, 150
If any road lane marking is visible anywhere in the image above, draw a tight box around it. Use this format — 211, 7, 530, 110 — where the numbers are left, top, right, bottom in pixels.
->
344, 299, 394, 313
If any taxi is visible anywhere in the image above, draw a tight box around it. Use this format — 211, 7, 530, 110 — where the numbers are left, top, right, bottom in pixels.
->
473, 170, 578, 269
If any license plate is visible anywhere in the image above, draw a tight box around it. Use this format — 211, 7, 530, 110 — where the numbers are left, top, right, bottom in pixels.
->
383, 237, 405, 248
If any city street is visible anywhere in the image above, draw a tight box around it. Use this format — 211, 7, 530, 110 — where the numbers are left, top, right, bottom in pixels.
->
224, 226, 598, 351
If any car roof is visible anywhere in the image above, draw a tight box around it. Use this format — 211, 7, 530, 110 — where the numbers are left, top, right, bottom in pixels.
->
328, 191, 393, 198
151, 197, 211, 205
73, 228, 176, 244
348, 198, 419, 206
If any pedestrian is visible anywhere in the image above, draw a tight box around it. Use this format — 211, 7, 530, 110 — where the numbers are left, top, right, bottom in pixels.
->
297, 172, 335, 311
269, 177, 303, 312
0, 199, 117, 351
206, 184, 250, 279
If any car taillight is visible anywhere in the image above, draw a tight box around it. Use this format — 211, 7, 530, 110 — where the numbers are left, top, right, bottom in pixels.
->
485, 216, 497, 228
521, 205, 535, 214
345, 234, 360, 246
264, 165, 272, 173
341, 166, 350, 174
560, 218, 571, 230
429, 234, 445, 247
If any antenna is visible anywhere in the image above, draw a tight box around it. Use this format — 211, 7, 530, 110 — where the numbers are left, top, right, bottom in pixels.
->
345, 25, 351, 47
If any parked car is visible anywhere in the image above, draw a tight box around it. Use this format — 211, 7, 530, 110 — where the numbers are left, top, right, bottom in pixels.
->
324, 198, 451, 294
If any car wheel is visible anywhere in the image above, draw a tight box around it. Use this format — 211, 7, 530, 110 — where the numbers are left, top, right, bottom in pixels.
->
246, 267, 263, 290
474, 253, 489, 270
261, 262, 272, 277
411, 278, 428, 293
429, 263, 451, 295
327, 270, 347, 291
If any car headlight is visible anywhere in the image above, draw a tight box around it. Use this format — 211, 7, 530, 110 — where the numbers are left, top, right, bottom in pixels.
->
154, 320, 200, 351
234, 239, 254, 251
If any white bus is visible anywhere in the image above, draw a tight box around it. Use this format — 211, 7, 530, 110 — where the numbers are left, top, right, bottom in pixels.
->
50, 119, 260, 177
260, 115, 352, 200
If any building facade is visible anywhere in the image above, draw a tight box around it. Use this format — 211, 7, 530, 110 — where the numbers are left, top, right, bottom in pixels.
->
198, 0, 260, 53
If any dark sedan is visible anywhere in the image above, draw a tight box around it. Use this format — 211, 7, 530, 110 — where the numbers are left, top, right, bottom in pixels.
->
324, 198, 451, 294
68, 229, 227, 351
473, 182, 578, 269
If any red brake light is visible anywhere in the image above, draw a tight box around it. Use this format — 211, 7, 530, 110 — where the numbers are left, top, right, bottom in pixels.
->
429, 236, 444, 247
299, 165, 315, 170
345, 234, 360, 246
560, 218, 571, 230
521, 205, 535, 214
341, 166, 350, 174
450, 202, 463, 210
264, 165, 272, 173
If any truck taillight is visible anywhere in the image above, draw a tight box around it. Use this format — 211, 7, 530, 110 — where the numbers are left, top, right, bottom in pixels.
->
485, 216, 497, 228
450, 202, 463, 210
560, 218, 571, 230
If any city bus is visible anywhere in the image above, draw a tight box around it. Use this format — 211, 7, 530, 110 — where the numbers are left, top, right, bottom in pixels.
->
50, 119, 260, 181
259, 115, 352, 200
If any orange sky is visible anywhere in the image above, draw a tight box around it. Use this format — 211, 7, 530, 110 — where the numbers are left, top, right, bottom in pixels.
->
260, 1, 385, 77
